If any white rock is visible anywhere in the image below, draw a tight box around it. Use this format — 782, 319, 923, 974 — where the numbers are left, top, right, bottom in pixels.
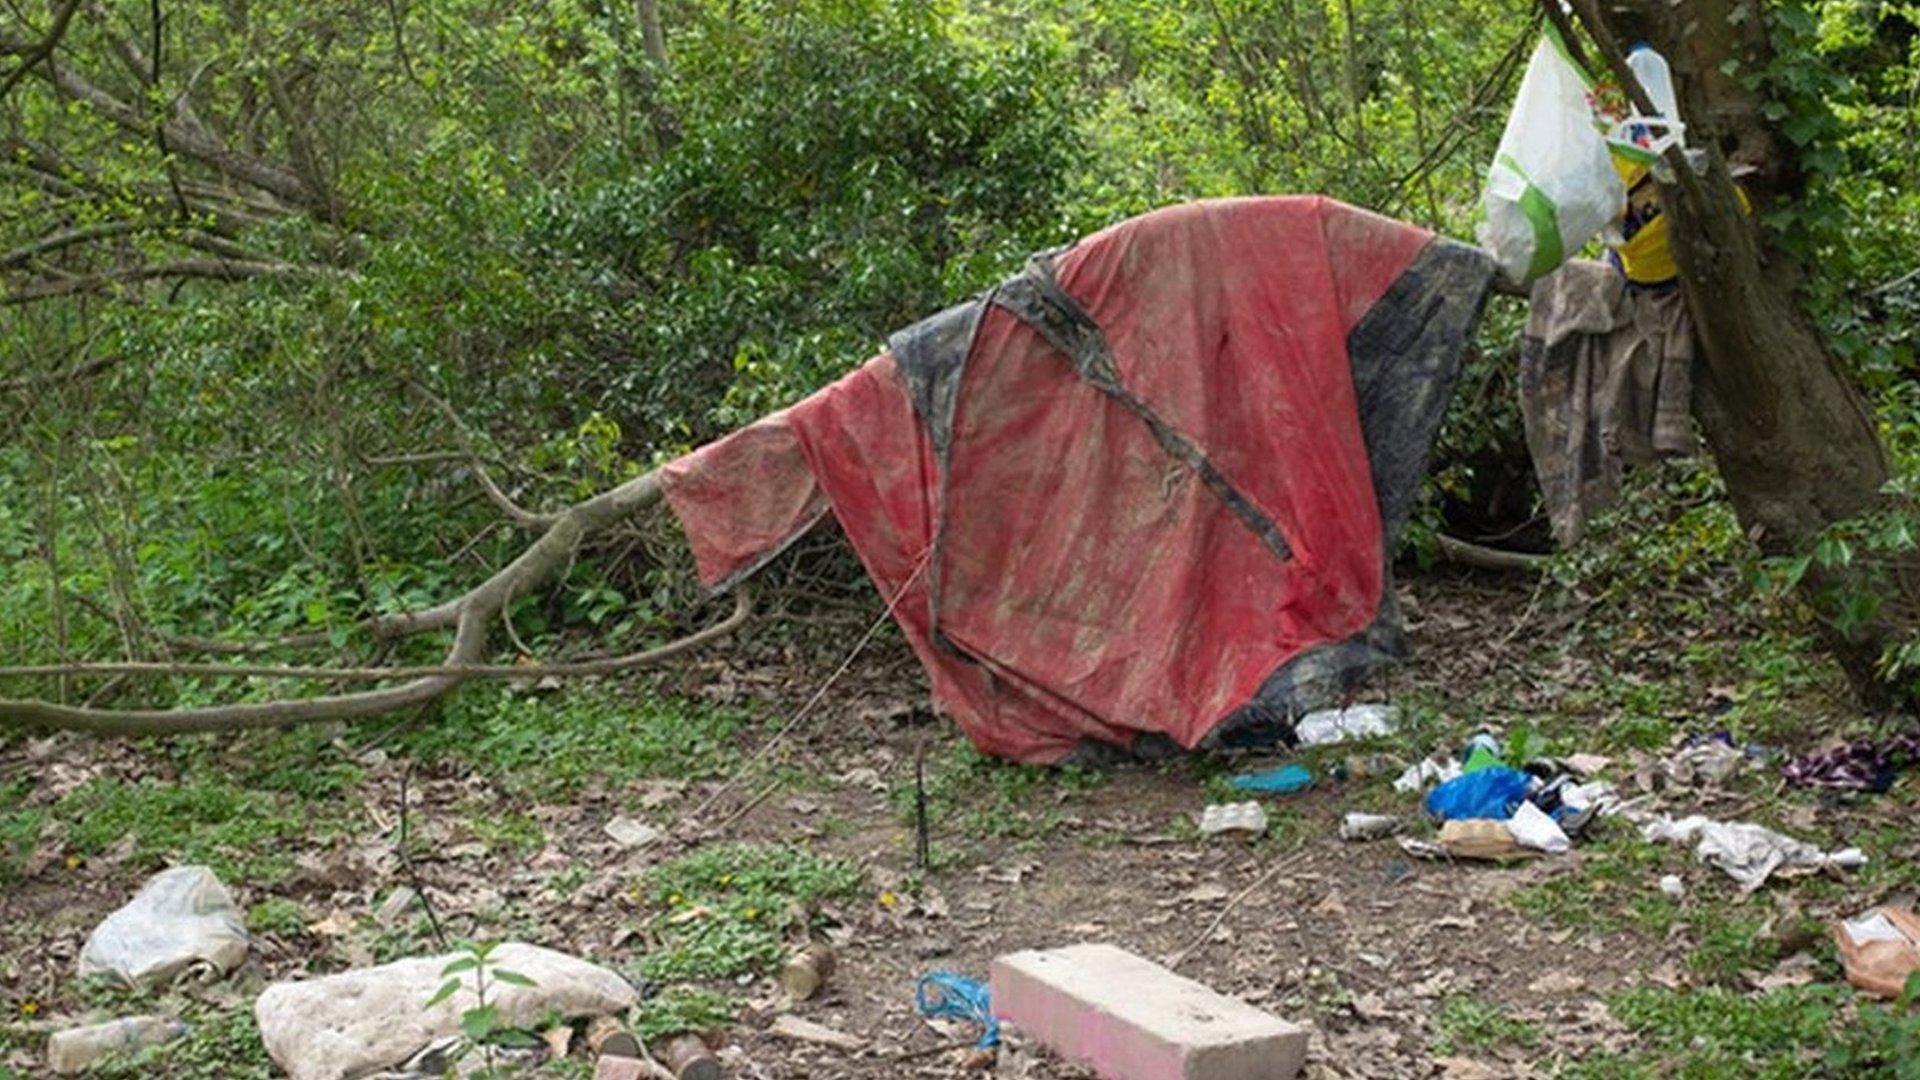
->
78, 866, 249, 988
254, 943, 637, 1080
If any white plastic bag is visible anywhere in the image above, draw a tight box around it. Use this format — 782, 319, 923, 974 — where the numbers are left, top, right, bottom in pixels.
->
1478, 31, 1624, 286
79, 865, 249, 987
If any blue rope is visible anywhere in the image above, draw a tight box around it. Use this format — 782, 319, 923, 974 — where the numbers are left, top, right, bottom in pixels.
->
914, 971, 999, 1048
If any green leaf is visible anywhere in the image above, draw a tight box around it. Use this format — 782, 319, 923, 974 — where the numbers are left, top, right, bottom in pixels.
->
460, 1005, 501, 1042
441, 957, 480, 976
424, 978, 463, 1008
490, 1027, 544, 1049
491, 969, 537, 988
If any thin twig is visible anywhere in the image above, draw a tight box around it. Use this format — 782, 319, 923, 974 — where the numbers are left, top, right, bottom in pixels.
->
689, 553, 930, 823
398, 764, 448, 948
1168, 852, 1309, 970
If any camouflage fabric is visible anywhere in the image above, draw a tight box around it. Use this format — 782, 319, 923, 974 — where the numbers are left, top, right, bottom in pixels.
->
1520, 259, 1696, 546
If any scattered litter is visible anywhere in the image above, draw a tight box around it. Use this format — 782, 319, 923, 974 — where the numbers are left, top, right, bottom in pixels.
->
47, 1016, 189, 1075
769, 1014, 866, 1052
1638, 814, 1865, 893
1833, 907, 1920, 998
1294, 703, 1398, 746
1460, 733, 1504, 774
373, 886, 418, 928
79, 865, 249, 988
780, 943, 836, 1001
1425, 766, 1531, 822
1658, 874, 1685, 900
1339, 813, 1401, 841
585, 1015, 641, 1059
1505, 801, 1570, 854
915, 971, 1000, 1049
1565, 753, 1612, 776
1198, 801, 1269, 837
660, 1032, 723, 1079
1668, 740, 1744, 785
1784, 734, 1920, 793
603, 816, 663, 849
1400, 819, 1536, 862
1393, 756, 1459, 793
1228, 763, 1313, 795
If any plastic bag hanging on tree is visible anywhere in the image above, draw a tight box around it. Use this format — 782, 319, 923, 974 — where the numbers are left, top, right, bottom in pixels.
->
1477, 24, 1624, 286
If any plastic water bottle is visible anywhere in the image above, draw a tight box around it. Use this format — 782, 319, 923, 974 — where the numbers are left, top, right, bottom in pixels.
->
1626, 43, 1679, 119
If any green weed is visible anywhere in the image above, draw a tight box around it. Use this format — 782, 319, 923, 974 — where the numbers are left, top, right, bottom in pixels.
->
1431, 995, 1540, 1055
638, 843, 861, 983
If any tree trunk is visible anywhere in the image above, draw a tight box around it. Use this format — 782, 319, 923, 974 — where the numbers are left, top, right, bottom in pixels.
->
1576, 0, 1908, 698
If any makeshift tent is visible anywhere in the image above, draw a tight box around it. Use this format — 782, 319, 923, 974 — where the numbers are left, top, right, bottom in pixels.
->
663, 196, 1496, 764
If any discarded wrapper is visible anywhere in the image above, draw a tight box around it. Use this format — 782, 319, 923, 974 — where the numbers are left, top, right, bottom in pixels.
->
1198, 802, 1269, 838
1833, 906, 1920, 999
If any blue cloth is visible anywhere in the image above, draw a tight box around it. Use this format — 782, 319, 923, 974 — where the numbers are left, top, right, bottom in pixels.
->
1425, 766, 1532, 821
1228, 763, 1314, 795
916, 971, 999, 1048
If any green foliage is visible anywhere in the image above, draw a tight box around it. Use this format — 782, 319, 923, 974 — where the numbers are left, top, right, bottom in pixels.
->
638, 843, 862, 982
394, 685, 750, 800
1564, 984, 1920, 1079
635, 985, 736, 1042
1430, 995, 1540, 1056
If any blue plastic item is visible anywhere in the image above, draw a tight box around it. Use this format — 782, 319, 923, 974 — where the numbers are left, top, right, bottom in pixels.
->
916, 971, 999, 1048
1228, 763, 1314, 795
1424, 766, 1532, 821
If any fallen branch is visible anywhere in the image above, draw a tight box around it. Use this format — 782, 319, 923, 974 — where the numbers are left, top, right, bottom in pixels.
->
0, 467, 754, 736
1435, 533, 1547, 572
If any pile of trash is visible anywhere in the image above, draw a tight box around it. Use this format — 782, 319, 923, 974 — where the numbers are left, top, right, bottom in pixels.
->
1386, 732, 1619, 861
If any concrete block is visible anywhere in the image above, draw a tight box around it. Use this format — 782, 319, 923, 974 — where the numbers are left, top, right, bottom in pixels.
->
991, 943, 1307, 1080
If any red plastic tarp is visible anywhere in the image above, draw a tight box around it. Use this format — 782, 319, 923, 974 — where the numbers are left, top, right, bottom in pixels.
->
662, 196, 1491, 763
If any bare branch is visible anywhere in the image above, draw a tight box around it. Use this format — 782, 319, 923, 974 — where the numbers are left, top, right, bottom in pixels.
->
0, 221, 139, 269
0, 352, 122, 393
408, 382, 558, 529
1435, 533, 1547, 572
28, 53, 325, 212
1, 257, 297, 304
0, 0, 81, 101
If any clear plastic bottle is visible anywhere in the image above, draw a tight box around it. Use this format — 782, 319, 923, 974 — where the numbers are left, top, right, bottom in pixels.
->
1626, 43, 1679, 119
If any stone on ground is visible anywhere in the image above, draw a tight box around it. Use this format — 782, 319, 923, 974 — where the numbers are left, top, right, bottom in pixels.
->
78, 866, 248, 988
46, 1016, 189, 1074
253, 942, 638, 1080
991, 943, 1307, 1080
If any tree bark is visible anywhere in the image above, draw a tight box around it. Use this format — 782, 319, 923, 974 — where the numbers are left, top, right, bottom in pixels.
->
1571, 0, 1907, 697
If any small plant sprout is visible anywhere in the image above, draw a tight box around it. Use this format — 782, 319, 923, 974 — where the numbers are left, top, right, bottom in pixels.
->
423, 941, 541, 1074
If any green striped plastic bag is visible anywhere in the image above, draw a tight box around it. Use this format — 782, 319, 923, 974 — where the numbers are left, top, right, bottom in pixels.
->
1478, 28, 1625, 287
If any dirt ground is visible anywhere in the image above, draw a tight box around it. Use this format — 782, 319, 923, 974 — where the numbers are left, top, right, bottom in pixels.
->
2, 563, 1912, 1078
